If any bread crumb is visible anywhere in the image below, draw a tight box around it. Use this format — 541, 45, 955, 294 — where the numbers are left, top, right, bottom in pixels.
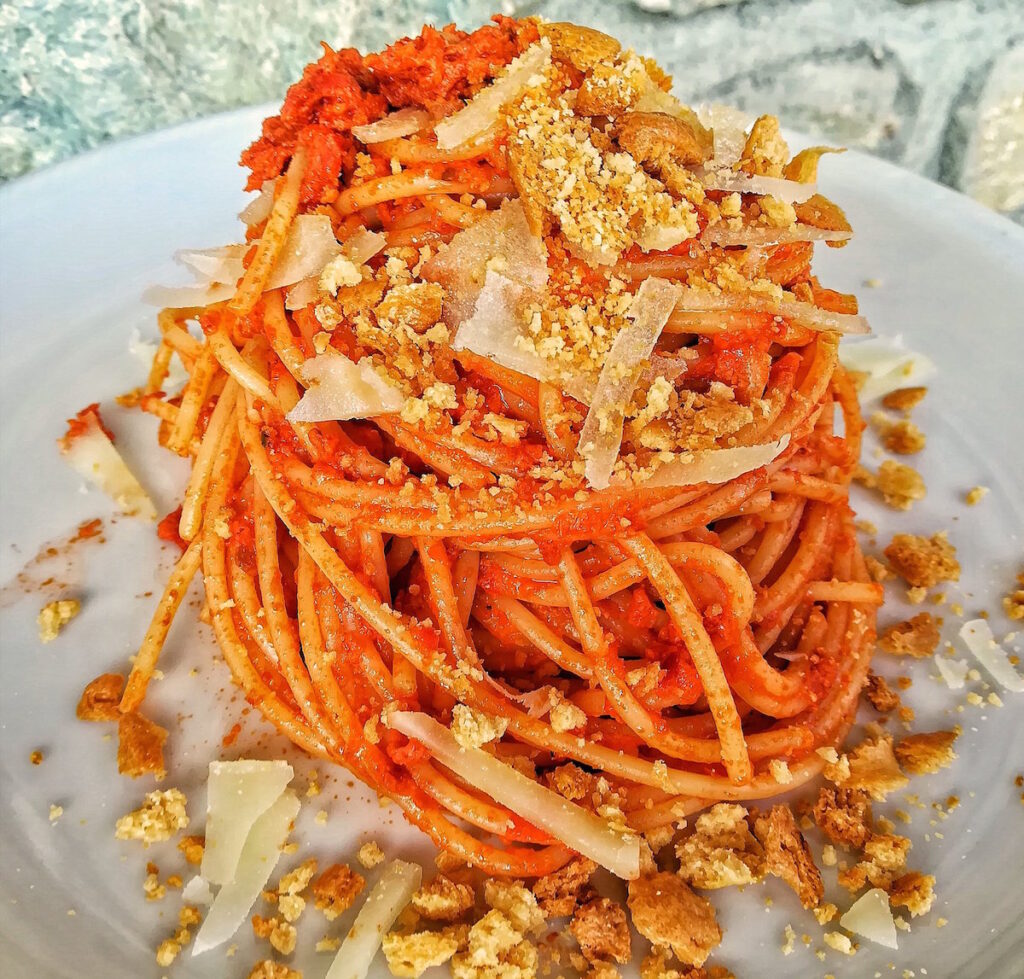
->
965, 485, 989, 506
383, 927, 465, 978
484, 879, 544, 935
178, 835, 205, 865
49, 804, 64, 823
450, 703, 508, 748
831, 737, 908, 801
357, 840, 386, 869
894, 730, 958, 775
143, 871, 166, 902
312, 863, 365, 920
315, 936, 341, 952
117, 711, 167, 779
1004, 572, 1024, 621
769, 759, 794, 784
570, 897, 631, 964
823, 931, 855, 955
877, 613, 940, 658
753, 805, 824, 909
451, 908, 537, 979
881, 387, 927, 413
115, 788, 188, 843
676, 803, 764, 889
781, 923, 797, 955
872, 414, 926, 455
863, 673, 901, 712
30, 749, 44, 765
627, 872, 721, 966
76, 673, 125, 721
532, 856, 597, 917
247, 963, 302, 979
884, 533, 960, 588
38, 598, 80, 642
888, 872, 935, 917
875, 461, 926, 510
252, 914, 297, 955
412, 874, 475, 921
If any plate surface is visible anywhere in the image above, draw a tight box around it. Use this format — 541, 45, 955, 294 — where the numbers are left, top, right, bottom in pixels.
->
1, 106, 1022, 979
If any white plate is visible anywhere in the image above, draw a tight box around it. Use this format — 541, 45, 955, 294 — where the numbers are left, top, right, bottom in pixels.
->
1, 106, 1022, 979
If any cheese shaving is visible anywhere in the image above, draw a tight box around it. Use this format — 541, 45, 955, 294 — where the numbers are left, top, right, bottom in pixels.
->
839, 334, 936, 401
287, 354, 405, 423
673, 288, 870, 335
59, 413, 156, 521
934, 656, 968, 690
192, 789, 299, 955
839, 888, 898, 949
239, 179, 276, 226
695, 167, 818, 203
434, 39, 552, 150
704, 225, 852, 248
353, 107, 430, 144
638, 435, 791, 488
325, 859, 422, 979
145, 214, 342, 308
580, 278, 681, 490
389, 711, 640, 879
200, 759, 293, 887
959, 619, 1024, 692
422, 199, 548, 328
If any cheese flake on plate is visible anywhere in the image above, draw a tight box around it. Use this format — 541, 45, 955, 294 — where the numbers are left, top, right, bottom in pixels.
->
192, 788, 299, 955
200, 759, 293, 886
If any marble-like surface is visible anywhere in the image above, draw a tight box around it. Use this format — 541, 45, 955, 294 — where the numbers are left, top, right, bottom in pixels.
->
1, 0, 1022, 222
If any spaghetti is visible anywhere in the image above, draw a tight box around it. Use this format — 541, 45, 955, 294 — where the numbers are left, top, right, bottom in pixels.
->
117, 18, 879, 879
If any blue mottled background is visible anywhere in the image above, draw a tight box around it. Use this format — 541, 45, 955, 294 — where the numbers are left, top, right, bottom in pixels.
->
1, 0, 1022, 222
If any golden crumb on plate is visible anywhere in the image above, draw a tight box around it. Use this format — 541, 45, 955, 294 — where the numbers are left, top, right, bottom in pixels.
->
114, 788, 188, 844
894, 730, 958, 775
311, 863, 364, 920
37, 598, 80, 643
884, 533, 960, 588
877, 612, 940, 657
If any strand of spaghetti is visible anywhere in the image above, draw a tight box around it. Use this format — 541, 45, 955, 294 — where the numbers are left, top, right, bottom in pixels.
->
252, 481, 341, 751
754, 502, 835, 625
805, 580, 884, 603
421, 194, 481, 228
207, 326, 280, 408
229, 146, 306, 315
158, 321, 204, 362
145, 340, 174, 395
179, 379, 239, 541
120, 536, 203, 712
416, 536, 480, 666
227, 548, 281, 663
373, 127, 497, 164
622, 533, 752, 784
166, 343, 218, 454
202, 420, 330, 759
743, 495, 804, 585
360, 528, 391, 603
452, 550, 480, 627
334, 174, 473, 216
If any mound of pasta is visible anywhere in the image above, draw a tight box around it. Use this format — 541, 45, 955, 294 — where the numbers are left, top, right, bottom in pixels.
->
122, 17, 880, 880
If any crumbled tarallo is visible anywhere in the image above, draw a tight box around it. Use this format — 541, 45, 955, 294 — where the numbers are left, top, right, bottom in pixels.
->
357, 840, 386, 869
450, 704, 509, 749
311, 863, 365, 920
884, 533, 960, 588
76, 673, 125, 722
532, 856, 597, 917
117, 711, 167, 779
753, 805, 824, 909
383, 926, 466, 978
412, 874, 476, 921
675, 803, 765, 889
627, 872, 721, 967
877, 612, 941, 657
115, 788, 188, 844
38, 598, 81, 643
894, 730, 958, 775
570, 896, 631, 964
